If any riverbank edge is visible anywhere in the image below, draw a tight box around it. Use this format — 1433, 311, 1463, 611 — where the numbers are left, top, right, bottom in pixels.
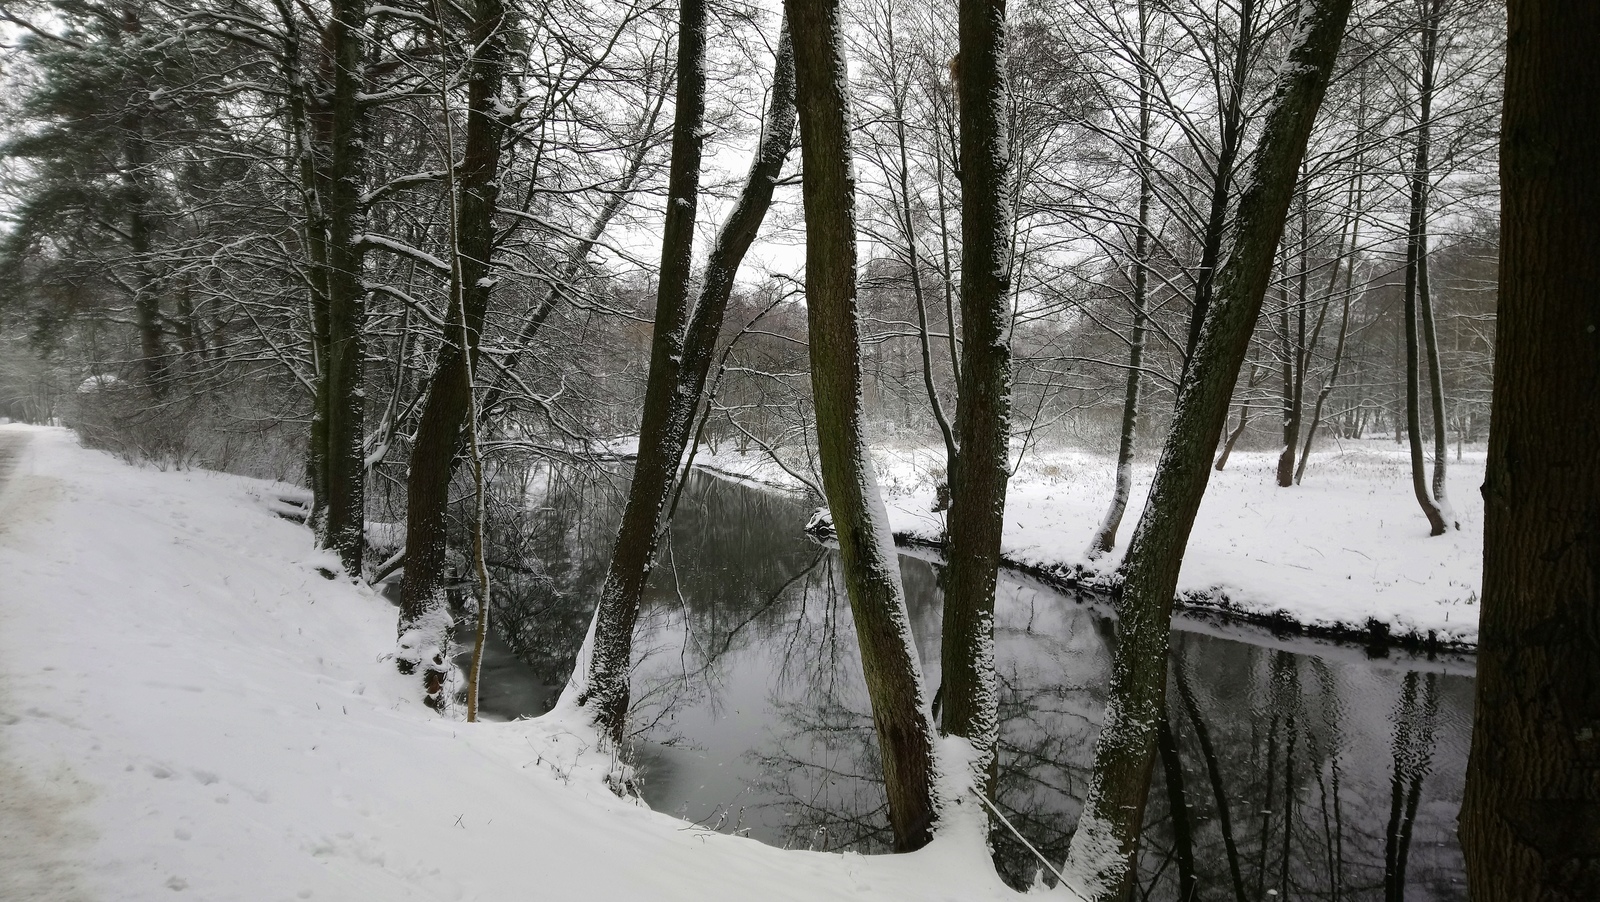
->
550, 448, 1479, 655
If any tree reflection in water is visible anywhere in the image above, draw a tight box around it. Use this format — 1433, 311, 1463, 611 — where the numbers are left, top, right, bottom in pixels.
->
476, 466, 1472, 898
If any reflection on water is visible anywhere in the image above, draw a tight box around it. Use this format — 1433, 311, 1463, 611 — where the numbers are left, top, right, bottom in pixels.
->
474, 464, 1471, 898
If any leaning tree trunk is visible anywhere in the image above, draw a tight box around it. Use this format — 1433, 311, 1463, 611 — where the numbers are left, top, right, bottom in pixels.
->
574, 21, 796, 744
1088, 0, 1151, 559
396, 0, 509, 707
568, 0, 708, 739
787, 0, 939, 852
1458, 0, 1600, 896
1400, 0, 1448, 537
939, 0, 1013, 805
319, 0, 370, 574
1059, 0, 1353, 895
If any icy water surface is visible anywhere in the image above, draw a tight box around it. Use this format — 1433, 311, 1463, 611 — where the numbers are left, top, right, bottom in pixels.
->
467, 465, 1472, 898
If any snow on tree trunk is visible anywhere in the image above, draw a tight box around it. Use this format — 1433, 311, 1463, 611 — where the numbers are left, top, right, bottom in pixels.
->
786, 0, 940, 852
1059, 0, 1354, 895
397, 0, 510, 708
319, 0, 371, 575
576, 19, 796, 746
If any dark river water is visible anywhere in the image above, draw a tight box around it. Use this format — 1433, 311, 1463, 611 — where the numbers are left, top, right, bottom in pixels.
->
463, 464, 1474, 899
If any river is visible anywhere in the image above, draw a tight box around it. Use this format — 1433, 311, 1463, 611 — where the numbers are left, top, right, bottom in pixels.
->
462, 463, 1473, 898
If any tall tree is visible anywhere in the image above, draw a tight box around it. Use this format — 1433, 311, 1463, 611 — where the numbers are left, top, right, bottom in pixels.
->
1060, 0, 1354, 895
786, 0, 939, 852
938, 0, 1013, 803
1087, 0, 1151, 558
396, 0, 512, 707
571, 15, 798, 744
1458, 0, 1600, 896
318, 0, 372, 573
1399, 0, 1450, 536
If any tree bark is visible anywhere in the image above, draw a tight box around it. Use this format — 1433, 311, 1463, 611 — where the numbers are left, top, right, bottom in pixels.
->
1458, 0, 1600, 895
939, 0, 1012, 805
576, 18, 796, 744
397, 0, 510, 706
786, 0, 938, 851
1060, 0, 1353, 894
320, 0, 370, 574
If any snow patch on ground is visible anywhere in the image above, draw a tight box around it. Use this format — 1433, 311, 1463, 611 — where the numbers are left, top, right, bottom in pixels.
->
0, 425, 1016, 901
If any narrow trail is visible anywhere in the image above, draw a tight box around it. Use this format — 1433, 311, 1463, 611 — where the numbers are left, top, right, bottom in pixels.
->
0, 427, 97, 902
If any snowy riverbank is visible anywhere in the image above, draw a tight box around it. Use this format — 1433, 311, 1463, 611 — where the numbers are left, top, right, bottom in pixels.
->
0, 425, 1013, 901
685, 439, 1484, 649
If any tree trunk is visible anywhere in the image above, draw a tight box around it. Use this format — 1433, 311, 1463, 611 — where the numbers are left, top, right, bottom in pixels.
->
939, 0, 1013, 805
115, 7, 166, 397
787, 0, 938, 851
1297, 155, 1364, 484
1400, 0, 1448, 536
278, 0, 334, 529
1059, 0, 1353, 894
1459, 0, 1600, 895
1214, 361, 1261, 472
1088, 0, 1150, 559
1277, 198, 1309, 487
320, 0, 370, 574
576, 18, 796, 744
397, 0, 510, 706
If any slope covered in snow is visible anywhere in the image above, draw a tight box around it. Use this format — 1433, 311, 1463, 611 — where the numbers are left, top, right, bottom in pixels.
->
0, 425, 1013, 902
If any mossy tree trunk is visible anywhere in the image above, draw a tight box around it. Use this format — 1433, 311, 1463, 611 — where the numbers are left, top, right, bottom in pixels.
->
786, 0, 938, 851
938, 0, 1013, 804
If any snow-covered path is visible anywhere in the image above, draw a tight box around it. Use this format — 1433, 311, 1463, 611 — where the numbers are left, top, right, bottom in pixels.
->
0, 426, 1014, 901
0, 428, 97, 902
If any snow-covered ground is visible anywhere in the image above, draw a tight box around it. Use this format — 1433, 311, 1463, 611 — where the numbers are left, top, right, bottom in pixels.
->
692, 440, 1485, 648
0, 425, 1014, 901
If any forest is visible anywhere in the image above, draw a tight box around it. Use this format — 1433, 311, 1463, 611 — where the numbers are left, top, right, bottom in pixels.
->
0, 0, 1594, 898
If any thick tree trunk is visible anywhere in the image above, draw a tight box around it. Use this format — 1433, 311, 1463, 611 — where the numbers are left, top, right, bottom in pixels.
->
1458, 0, 1600, 895
939, 0, 1012, 805
576, 20, 796, 744
397, 0, 509, 706
1059, 0, 1353, 894
786, 0, 938, 852
320, 0, 370, 574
